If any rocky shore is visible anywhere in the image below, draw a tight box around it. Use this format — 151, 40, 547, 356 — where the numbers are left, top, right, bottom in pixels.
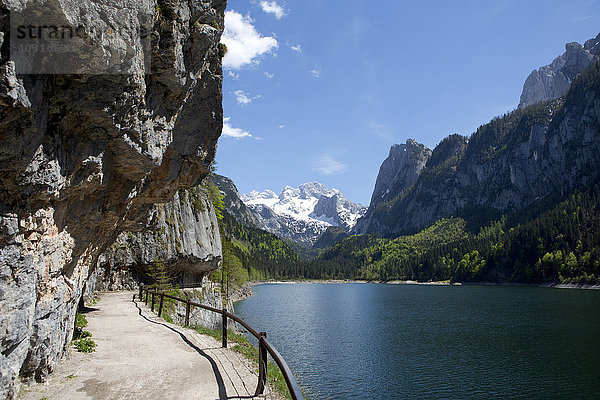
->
229, 283, 254, 303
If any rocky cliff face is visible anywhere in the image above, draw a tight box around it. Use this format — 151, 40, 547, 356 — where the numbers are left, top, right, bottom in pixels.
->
96, 186, 222, 288
168, 283, 230, 331
210, 174, 261, 228
370, 139, 432, 206
353, 139, 431, 234
312, 191, 366, 230
0, 1, 225, 398
518, 34, 599, 109
359, 61, 600, 237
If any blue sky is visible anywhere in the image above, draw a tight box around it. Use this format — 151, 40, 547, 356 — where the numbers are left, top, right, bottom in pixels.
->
215, 0, 600, 206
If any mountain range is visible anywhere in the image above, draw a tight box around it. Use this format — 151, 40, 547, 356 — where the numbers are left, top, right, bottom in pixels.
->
217, 33, 600, 249
354, 33, 600, 238
308, 34, 600, 285
241, 182, 366, 246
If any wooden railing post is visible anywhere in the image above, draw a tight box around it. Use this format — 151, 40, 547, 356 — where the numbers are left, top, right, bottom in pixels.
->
158, 293, 164, 317
127, 288, 303, 399
138, 284, 143, 302
255, 332, 267, 396
185, 300, 191, 326
222, 308, 227, 348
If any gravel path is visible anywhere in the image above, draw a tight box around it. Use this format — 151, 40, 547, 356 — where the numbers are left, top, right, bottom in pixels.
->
20, 291, 281, 400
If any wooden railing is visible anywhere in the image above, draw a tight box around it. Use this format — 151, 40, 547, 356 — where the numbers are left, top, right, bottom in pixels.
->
138, 285, 304, 400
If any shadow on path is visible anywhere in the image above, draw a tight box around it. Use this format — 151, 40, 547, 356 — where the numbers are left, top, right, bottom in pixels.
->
132, 299, 229, 400
78, 305, 99, 314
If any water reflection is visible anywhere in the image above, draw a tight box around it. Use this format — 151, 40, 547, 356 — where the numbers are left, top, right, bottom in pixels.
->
235, 283, 600, 399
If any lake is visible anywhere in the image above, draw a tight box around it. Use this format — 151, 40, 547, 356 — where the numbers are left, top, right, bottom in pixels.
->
234, 283, 600, 399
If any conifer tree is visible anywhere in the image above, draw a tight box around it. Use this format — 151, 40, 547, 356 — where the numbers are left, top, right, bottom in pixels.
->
148, 260, 172, 292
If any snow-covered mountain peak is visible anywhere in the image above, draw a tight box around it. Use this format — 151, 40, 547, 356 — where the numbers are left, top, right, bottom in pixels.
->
242, 189, 277, 201
279, 186, 300, 202
297, 181, 330, 199
241, 182, 367, 245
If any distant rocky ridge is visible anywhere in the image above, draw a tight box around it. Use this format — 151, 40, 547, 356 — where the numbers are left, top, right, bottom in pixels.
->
241, 182, 366, 246
370, 139, 432, 206
210, 174, 261, 228
354, 139, 432, 234
356, 58, 600, 237
519, 33, 599, 108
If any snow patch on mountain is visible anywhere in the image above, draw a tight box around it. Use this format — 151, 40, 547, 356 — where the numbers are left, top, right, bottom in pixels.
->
241, 182, 366, 245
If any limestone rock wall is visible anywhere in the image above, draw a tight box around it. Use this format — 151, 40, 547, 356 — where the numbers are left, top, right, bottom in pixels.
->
167, 281, 233, 331
519, 34, 599, 109
0, 0, 226, 398
96, 185, 222, 286
354, 139, 431, 234
370, 139, 432, 207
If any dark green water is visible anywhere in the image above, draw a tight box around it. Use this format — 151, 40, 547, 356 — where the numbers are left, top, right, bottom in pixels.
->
234, 283, 600, 399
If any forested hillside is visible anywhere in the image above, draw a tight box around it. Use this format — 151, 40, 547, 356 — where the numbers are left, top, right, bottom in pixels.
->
308, 184, 600, 284
215, 211, 307, 284
214, 168, 600, 286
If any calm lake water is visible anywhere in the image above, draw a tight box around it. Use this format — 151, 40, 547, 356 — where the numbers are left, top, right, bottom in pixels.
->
234, 283, 600, 399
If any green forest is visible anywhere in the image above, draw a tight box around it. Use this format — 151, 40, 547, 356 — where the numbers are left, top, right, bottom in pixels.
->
217, 184, 600, 286
217, 211, 305, 281
309, 184, 600, 284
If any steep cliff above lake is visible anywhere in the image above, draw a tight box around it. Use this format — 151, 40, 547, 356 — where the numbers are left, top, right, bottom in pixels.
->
95, 186, 222, 289
354, 139, 431, 234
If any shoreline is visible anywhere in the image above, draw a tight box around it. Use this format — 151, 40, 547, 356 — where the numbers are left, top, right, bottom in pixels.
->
460, 281, 600, 290
245, 279, 600, 290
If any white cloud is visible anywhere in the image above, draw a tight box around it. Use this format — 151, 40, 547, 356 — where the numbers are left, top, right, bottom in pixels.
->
366, 121, 395, 141
222, 117, 253, 139
290, 44, 302, 52
260, 1, 286, 19
312, 154, 348, 175
571, 14, 594, 22
234, 90, 252, 105
311, 69, 321, 78
279, 124, 285, 129
222, 11, 278, 70
227, 71, 240, 80
264, 71, 274, 79
233, 90, 261, 105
